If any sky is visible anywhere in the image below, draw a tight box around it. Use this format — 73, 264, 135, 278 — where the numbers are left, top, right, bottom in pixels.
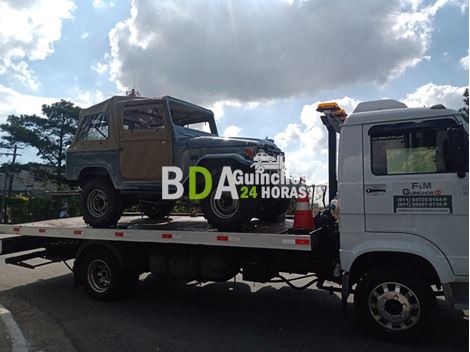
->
0, 0, 468, 183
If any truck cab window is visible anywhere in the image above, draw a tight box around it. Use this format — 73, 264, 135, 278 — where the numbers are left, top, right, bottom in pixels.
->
370, 119, 459, 175
123, 104, 165, 130
77, 112, 108, 141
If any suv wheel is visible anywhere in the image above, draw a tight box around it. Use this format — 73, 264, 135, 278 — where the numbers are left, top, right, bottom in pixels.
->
81, 178, 122, 228
354, 267, 436, 341
201, 176, 255, 231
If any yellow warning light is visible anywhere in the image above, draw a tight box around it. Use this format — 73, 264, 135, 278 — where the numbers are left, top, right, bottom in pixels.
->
331, 108, 348, 120
316, 102, 340, 113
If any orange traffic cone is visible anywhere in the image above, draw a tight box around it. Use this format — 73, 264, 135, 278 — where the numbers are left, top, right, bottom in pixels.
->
293, 180, 315, 232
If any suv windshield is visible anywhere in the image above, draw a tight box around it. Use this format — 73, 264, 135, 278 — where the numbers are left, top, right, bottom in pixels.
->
169, 101, 217, 135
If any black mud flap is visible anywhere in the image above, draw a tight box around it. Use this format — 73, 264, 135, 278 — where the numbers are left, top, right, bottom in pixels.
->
341, 271, 351, 319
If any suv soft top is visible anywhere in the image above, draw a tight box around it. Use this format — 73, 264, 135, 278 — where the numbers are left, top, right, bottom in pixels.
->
79, 95, 214, 121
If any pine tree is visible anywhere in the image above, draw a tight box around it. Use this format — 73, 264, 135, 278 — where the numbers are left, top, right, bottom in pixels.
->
459, 88, 469, 123
0, 100, 80, 187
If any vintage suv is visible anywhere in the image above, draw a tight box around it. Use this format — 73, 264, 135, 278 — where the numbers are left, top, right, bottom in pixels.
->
66, 95, 289, 230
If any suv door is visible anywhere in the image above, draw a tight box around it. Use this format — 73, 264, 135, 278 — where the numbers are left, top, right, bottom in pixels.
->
363, 117, 469, 276
120, 102, 172, 181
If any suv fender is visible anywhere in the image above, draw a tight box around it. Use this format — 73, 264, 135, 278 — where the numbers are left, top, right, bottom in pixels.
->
77, 166, 118, 188
195, 153, 253, 170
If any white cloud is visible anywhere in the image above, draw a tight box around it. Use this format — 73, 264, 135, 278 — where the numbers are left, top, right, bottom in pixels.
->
0, 0, 75, 89
283, 149, 329, 185
274, 124, 303, 149
207, 99, 268, 120
92, 0, 116, 9
91, 62, 109, 75
92, 0, 105, 8
0, 85, 105, 122
81, 32, 89, 39
403, 82, 467, 109
209, 100, 241, 120
10, 61, 39, 91
0, 84, 56, 119
459, 52, 469, 70
74, 89, 105, 108
274, 96, 360, 183
273, 83, 466, 183
222, 125, 242, 137
106, 0, 463, 105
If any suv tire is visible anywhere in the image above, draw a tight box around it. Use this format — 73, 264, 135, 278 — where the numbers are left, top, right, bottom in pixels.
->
201, 174, 255, 231
81, 178, 122, 228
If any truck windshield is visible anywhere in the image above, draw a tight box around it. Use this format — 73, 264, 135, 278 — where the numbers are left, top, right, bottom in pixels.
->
370, 118, 461, 175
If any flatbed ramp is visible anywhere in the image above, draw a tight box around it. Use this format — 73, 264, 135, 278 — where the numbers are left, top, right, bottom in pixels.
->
0, 216, 312, 254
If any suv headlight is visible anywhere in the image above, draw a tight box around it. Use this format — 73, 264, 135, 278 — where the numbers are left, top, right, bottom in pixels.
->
245, 146, 257, 159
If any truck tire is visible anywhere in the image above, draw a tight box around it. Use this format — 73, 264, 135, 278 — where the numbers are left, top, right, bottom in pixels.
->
354, 267, 436, 341
140, 201, 175, 219
201, 175, 255, 231
80, 248, 138, 301
81, 178, 122, 228
256, 198, 291, 222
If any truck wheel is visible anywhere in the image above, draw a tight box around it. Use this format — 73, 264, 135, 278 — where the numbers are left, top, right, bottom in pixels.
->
257, 198, 291, 222
354, 267, 436, 341
140, 201, 175, 219
81, 249, 138, 301
201, 178, 255, 231
81, 179, 122, 228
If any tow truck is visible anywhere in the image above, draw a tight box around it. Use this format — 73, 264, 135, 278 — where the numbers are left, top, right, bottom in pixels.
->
0, 99, 468, 340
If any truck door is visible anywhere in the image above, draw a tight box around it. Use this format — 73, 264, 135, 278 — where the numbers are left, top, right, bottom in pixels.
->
363, 117, 468, 276
120, 102, 173, 181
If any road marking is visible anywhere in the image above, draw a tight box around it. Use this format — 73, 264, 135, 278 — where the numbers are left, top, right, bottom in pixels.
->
0, 304, 29, 352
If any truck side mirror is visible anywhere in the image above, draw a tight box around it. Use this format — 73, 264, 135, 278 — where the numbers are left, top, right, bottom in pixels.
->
447, 127, 468, 178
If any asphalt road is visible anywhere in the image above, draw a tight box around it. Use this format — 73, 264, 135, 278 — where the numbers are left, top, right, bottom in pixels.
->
0, 253, 468, 352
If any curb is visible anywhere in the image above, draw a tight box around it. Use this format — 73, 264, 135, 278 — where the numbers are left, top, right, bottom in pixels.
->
0, 304, 29, 352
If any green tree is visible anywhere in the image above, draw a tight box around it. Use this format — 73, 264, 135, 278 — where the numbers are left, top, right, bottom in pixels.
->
459, 88, 469, 123
0, 100, 80, 187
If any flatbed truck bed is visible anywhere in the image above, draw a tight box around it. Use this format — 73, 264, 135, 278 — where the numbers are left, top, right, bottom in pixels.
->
0, 215, 331, 306
0, 216, 313, 255
0, 215, 326, 283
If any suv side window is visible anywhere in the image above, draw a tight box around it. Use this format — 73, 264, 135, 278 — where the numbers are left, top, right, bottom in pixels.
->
370, 119, 458, 175
123, 104, 165, 130
77, 112, 108, 141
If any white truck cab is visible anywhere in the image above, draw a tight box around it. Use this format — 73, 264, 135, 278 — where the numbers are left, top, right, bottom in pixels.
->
322, 99, 468, 337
